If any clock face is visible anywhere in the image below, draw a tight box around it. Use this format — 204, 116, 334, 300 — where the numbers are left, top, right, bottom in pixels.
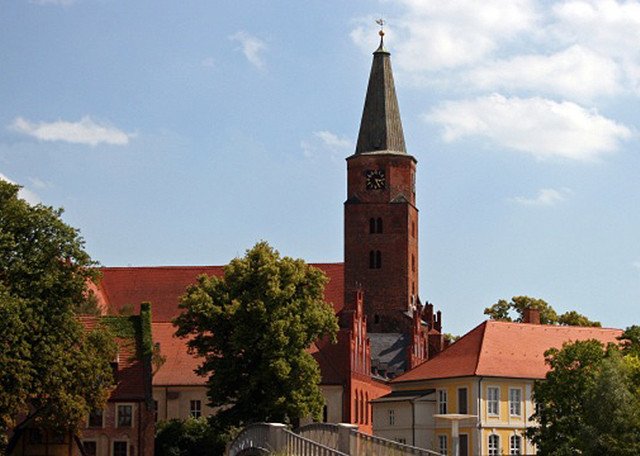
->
365, 169, 386, 190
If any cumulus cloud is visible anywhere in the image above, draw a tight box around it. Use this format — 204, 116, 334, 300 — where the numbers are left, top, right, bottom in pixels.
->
0, 174, 40, 205
301, 131, 353, 160
10, 116, 132, 146
426, 94, 631, 161
468, 45, 621, 101
509, 188, 572, 206
230, 31, 267, 70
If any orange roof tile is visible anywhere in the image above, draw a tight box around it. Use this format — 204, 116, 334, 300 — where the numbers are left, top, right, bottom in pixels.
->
394, 320, 623, 382
152, 322, 205, 386
96, 263, 344, 322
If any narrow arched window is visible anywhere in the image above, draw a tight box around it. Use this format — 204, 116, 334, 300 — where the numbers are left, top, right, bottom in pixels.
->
375, 250, 382, 269
412, 254, 415, 272
360, 391, 365, 424
376, 218, 383, 233
365, 392, 370, 424
369, 218, 376, 234
369, 251, 376, 269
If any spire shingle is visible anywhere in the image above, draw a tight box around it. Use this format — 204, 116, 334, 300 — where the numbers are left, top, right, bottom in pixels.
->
355, 37, 406, 155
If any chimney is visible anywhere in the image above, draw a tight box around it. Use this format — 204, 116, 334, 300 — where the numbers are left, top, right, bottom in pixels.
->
523, 307, 541, 325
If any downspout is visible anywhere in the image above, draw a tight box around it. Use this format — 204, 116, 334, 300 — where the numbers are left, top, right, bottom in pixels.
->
477, 377, 483, 456
412, 399, 416, 446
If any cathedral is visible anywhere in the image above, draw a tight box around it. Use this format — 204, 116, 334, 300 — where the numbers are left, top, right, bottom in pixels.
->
90, 30, 446, 437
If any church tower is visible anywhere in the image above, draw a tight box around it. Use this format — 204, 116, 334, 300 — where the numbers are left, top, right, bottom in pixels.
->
344, 31, 419, 332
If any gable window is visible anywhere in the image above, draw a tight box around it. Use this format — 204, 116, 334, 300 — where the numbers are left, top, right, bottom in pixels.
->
190, 400, 202, 418
388, 409, 395, 426
116, 404, 133, 428
510, 435, 522, 455
509, 388, 522, 416
369, 218, 383, 234
458, 387, 468, 414
369, 250, 382, 269
113, 441, 128, 456
438, 435, 447, 455
487, 387, 500, 416
88, 409, 104, 428
437, 389, 448, 414
488, 434, 500, 456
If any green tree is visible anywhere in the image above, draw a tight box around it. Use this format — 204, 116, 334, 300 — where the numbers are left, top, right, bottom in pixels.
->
174, 241, 338, 435
484, 295, 600, 326
155, 418, 227, 456
528, 338, 640, 455
0, 181, 116, 443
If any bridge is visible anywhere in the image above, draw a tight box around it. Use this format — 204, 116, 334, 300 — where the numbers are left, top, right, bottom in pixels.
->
226, 422, 441, 456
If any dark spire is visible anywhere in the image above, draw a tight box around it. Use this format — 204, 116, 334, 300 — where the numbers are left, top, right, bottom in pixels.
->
355, 30, 407, 155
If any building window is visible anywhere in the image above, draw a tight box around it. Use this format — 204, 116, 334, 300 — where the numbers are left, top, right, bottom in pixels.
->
369, 250, 382, 269
509, 388, 522, 416
355, 394, 359, 423
190, 400, 202, 418
488, 434, 500, 456
438, 435, 447, 455
82, 441, 97, 456
113, 441, 128, 456
437, 389, 448, 414
365, 392, 369, 425
458, 388, 468, 414
369, 218, 383, 233
510, 435, 522, 455
487, 387, 499, 416
460, 434, 469, 456
411, 254, 415, 272
323, 405, 328, 423
88, 409, 104, 428
388, 409, 395, 426
116, 404, 133, 428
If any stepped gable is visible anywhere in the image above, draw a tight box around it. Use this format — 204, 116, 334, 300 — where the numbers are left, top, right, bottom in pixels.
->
394, 320, 623, 382
95, 263, 345, 321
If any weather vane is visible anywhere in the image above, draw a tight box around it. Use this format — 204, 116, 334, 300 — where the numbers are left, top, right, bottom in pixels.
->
375, 18, 385, 36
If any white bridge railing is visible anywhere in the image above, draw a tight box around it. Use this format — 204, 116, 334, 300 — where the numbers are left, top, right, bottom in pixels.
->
226, 423, 348, 456
227, 422, 441, 455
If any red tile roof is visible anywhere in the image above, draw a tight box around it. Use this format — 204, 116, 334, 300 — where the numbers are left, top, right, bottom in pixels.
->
394, 320, 623, 382
78, 315, 148, 400
309, 330, 351, 385
152, 322, 206, 386
95, 263, 344, 322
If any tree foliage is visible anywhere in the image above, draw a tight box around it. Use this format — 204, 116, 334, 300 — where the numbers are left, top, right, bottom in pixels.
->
154, 418, 229, 456
174, 241, 338, 433
528, 336, 640, 455
0, 181, 116, 441
484, 295, 600, 326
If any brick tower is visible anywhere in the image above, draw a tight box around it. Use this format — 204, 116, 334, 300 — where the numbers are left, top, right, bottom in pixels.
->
344, 32, 419, 332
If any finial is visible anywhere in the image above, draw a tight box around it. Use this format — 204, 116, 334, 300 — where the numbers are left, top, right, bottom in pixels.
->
375, 18, 386, 52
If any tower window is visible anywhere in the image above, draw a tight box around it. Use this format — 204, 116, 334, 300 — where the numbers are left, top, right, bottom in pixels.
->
369, 250, 382, 269
369, 218, 383, 234
412, 254, 415, 272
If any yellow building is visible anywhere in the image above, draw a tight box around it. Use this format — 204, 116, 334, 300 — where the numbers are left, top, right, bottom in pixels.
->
372, 316, 622, 455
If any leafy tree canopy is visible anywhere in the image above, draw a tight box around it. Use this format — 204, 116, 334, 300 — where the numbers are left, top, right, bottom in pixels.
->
155, 418, 228, 456
174, 241, 339, 433
0, 181, 116, 441
528, 335, 640, 455
484, 296, 601, 326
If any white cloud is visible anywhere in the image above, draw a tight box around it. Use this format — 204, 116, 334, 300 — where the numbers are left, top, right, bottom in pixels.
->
426, 94, 631, 161
229, 31, 267, 70
201, 57, 216, 68
10, 116, 132, 146
509, 188, 572, 206
301, 131, 353, 160
352, 0, 538, 73
0, 174, 40, 205
468, 45, 621, 101
28, 177, 48, 189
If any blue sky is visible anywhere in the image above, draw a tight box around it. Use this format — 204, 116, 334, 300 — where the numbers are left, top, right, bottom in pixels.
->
2, 0, 639, 336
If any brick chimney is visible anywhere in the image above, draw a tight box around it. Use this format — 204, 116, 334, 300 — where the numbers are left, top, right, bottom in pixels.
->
523, 307, 541, 324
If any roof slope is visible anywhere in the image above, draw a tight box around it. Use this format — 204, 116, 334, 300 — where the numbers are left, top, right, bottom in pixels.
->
395, 320, 623, 382
152, 322, 205, 386
95, 263, 344, 322
355, 37, 406, 155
